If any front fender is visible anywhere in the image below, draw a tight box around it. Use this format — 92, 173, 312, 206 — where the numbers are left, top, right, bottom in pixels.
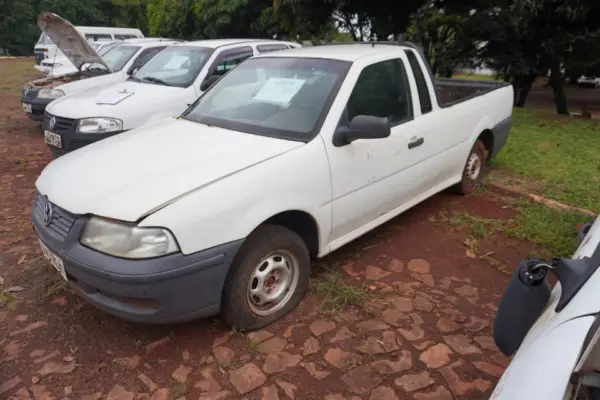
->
141, 138, 332, 255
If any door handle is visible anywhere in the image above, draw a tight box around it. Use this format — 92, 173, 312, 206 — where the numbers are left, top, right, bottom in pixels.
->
408, 137, 424, 149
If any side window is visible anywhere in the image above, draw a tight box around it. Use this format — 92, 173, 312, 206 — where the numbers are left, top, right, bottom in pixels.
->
346, 59, 413, 125
405, 50, 432, 114
257, 44, 289, 54
132, 47, 165, 69
115, 34, 139, 40
212, 47, 253, 76
85, 34, 112, 42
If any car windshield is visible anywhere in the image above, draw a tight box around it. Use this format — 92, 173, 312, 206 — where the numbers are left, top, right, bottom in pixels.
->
97, 45, 141, 72
183, 57, 351, 142
133, 46, 214, 88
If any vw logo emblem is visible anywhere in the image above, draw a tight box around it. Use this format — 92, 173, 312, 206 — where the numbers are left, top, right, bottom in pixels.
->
48, 116, 56, 130
42, 196, 53, 226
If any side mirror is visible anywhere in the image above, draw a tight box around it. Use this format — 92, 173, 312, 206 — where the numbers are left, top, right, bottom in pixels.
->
332, 115, 391, 147
200, 74, 220, 91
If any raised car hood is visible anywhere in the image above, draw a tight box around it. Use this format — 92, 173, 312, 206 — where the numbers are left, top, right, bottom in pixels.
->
37, 12, 110, 72
35, 118, 303, 222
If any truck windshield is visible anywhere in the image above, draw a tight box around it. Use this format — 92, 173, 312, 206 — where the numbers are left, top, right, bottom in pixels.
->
183, 57, 351, 142
133, 46, 214, 88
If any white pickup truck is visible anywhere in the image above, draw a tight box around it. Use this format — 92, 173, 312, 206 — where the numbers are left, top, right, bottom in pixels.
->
32, 42, 513, 329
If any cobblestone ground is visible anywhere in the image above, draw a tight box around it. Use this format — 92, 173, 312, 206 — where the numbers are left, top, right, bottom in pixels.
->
1, 59, 530, 400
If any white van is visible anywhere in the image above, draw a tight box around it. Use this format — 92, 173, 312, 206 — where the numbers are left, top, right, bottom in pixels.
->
43, 38, 300, 156
34, 20, 143, 70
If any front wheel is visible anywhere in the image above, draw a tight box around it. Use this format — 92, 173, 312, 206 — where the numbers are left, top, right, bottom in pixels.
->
453, 139, 486, 195
220, 224, 310, 330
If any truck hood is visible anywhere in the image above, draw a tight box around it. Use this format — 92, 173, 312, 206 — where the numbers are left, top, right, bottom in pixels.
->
46, 80, 187, 121
35, 118, 303, 222
37, 12, 111, 72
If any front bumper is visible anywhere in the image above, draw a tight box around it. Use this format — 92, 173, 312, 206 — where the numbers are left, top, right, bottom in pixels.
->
31, 193, 243, 324
43, 112, 127, 156
20, 95, 53, 122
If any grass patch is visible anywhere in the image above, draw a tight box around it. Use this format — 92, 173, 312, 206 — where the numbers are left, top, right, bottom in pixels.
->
312, 270, 370, 314
440, 199, 593, 258
451, 73, 500, 81
495, 108, 600, 212
441, 210, 505, 239
506, 200, 592, 258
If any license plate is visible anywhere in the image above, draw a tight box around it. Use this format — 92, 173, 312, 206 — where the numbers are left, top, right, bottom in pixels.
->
22, 103, 32, 113
44, 131, 62, 148
39, 240, 67, 281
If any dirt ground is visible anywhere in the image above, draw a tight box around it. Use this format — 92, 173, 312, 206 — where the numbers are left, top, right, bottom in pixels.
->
0, 59, 565, 400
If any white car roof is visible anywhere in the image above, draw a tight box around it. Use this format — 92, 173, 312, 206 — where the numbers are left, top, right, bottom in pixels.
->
173, 39, 298, 49
121, 38, 180, 44
255, 43, 411, 62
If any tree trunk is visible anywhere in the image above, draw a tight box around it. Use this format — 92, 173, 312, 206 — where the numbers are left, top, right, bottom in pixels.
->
550, 59, 568, 115
513, 72, 536, 107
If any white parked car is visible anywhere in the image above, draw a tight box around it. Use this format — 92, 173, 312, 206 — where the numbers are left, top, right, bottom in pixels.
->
492, 216, 600, 399
21, 13, 180, 122
32, 42, 513, 328
34, 13, 143, 71
42, 38, 300, 156
577, 75, 600, 88
38, 41, 118, 77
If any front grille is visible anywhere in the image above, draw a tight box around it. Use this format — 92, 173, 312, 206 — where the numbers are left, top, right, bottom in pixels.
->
44, 112, 77, 133
22, 88, 38, 99
33, 192, 78, 241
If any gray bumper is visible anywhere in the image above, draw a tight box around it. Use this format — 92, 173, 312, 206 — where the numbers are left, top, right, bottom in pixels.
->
32, 196, 243, 324
490, 115, 512, 158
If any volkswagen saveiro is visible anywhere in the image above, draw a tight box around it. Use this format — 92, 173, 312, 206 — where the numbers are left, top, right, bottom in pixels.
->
32, 42, 513, 329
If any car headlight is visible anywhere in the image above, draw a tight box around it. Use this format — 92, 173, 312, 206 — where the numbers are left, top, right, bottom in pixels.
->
80, 217, 179, 259
77, 117, 123, 133
38, 88, 65, 99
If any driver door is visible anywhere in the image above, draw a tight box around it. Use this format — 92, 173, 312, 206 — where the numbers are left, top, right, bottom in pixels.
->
324, 55, 428, 249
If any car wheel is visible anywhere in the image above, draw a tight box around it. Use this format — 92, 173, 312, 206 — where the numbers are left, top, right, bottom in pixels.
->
453, 139, 486, 195
221, 224, 310, 330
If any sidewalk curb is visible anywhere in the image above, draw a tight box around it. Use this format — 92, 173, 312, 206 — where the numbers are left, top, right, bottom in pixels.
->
488, 182, 597, 218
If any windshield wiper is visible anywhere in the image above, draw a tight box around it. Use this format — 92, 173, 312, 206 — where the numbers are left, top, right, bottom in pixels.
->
128, 75, 142, 82
142, 76, 170, 86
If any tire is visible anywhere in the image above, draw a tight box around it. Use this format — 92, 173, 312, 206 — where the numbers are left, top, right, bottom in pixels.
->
453, 139, 486, 195
221, 224, 310, 330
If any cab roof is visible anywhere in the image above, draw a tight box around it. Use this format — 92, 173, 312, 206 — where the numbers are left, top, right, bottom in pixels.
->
174, 39, 298, 49
255, 43, 410, 62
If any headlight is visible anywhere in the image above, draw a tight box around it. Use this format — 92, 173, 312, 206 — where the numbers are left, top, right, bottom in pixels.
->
77, 117, 123, 133
38, 88, 65, 99
80, 217, 179, 259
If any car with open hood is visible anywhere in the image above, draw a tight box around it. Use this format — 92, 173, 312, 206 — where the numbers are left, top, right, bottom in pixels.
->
21, 13, 179, 122
42, 38, 300, 156
38, 41, 118, 77
32, 41, 513, 329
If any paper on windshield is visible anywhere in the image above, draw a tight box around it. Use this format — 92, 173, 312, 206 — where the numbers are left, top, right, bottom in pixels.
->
163, 56, 189, 70
253, 77, 305, 106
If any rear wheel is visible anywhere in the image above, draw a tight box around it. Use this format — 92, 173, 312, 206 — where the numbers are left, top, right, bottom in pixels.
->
453, 139, 486, 195
221, 224, 310, 330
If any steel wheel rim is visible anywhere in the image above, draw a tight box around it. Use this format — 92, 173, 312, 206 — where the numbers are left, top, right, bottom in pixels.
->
466, 152, 482, 183
247, 250, 299, 316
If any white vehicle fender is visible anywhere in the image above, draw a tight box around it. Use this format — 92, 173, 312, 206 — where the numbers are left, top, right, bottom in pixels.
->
470, 115, 494, 146
491, 315, 594, 400
140, 139, 333, 255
